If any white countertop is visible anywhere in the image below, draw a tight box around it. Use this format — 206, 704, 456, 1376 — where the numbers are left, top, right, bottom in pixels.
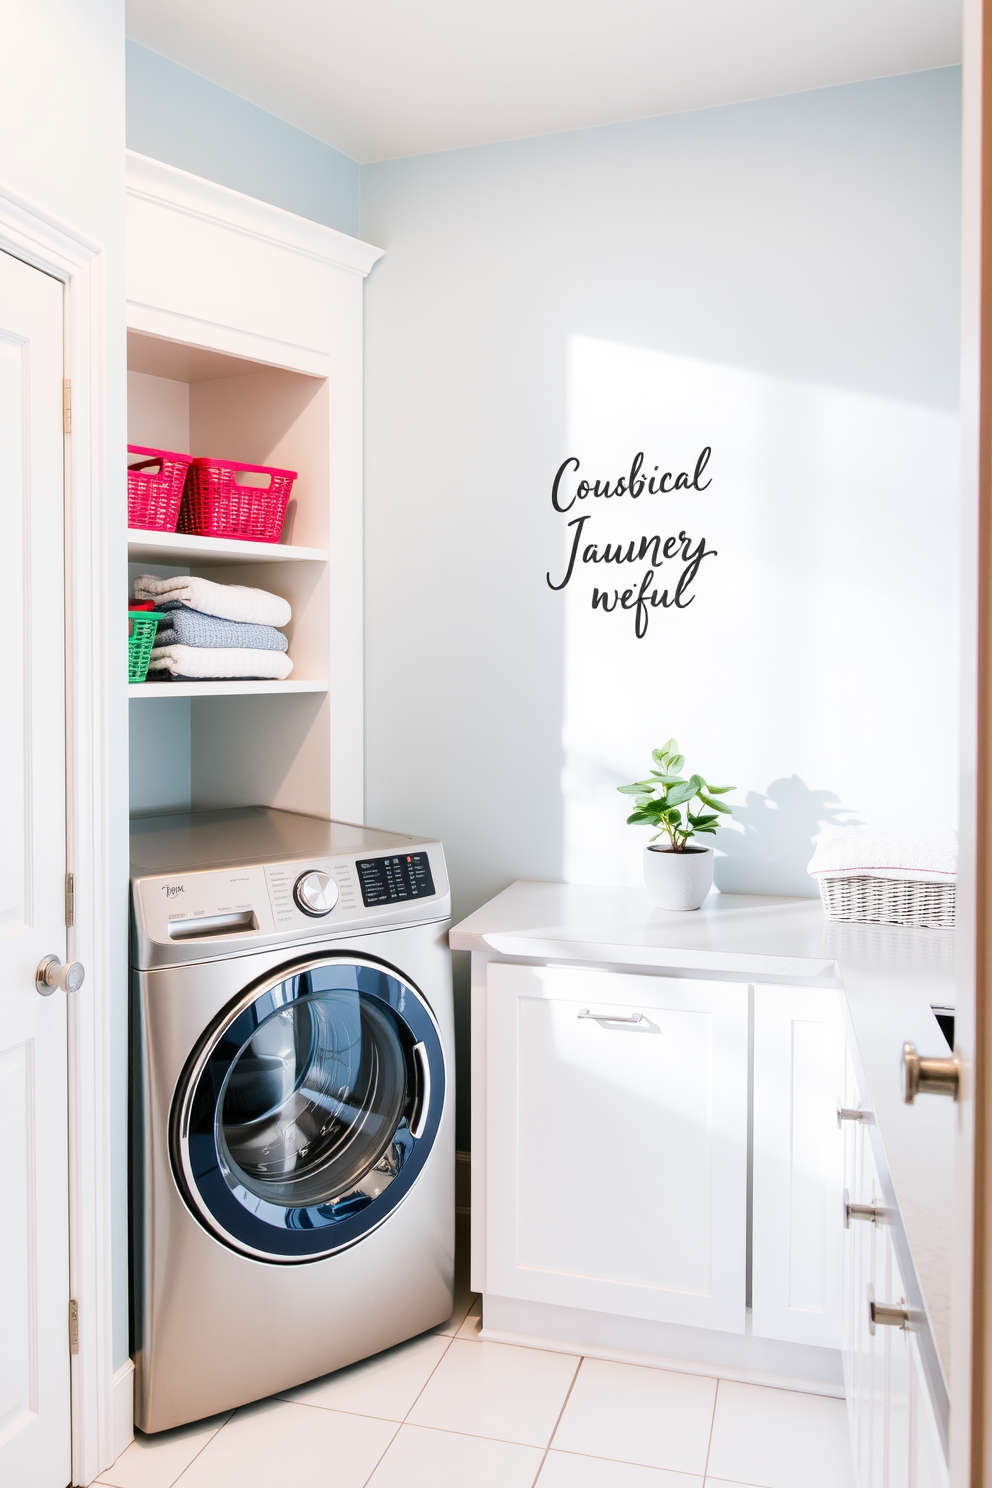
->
451, 882, 956, 1425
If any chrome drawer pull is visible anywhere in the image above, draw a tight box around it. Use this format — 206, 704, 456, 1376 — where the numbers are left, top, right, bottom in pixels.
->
836, 1102, 866, 1128
578, 1008, 647, 1026
868, 1285, 911, 1334
844, 1188, 888, 1227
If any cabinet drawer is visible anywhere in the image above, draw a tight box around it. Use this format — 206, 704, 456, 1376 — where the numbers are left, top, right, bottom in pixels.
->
751, 985, 846, 1348
486, 962, 748, 1332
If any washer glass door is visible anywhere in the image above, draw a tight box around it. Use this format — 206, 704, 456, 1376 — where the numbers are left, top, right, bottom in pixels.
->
174, 956, 444, 1261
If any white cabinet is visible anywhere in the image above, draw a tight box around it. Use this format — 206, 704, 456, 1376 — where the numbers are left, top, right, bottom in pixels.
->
840, 1066, 948, 1488
486, 962, 749, 1332
751, 985, 846, 1348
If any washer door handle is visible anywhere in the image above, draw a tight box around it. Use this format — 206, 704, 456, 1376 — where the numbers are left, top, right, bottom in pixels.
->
410, 1041, 431, 1139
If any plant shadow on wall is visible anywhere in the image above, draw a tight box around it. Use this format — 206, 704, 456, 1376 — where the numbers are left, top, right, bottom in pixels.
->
713, 776, 860, 898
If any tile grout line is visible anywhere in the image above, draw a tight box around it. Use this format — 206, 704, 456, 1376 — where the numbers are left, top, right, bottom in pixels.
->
702, 1377, 722, 1481
164, 1412, 235, 1488
358, 1326, 459, 1488
529, 1351, 585, 1488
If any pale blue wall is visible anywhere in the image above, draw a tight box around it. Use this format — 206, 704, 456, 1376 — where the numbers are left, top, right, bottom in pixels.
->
126, 39, 359, 236
360, 70, 962, 1147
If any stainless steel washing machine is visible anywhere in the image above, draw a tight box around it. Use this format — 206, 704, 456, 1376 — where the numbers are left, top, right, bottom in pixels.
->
130, 807, 454, 1433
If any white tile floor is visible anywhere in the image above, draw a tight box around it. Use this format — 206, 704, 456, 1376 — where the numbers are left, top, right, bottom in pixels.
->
98, 1229, 855, 1488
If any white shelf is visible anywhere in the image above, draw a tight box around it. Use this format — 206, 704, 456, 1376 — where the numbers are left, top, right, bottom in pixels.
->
129, 679, 328, 699
127, 529, 328, 566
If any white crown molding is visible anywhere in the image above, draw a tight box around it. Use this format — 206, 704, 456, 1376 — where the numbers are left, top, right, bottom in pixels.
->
0, 179, 101, 274
125, 150, 383, 278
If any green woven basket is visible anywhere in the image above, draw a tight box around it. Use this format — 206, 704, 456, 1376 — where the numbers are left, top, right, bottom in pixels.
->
128, 612, 161, 684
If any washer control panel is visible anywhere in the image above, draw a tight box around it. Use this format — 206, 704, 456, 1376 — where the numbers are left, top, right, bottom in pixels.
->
294, 869, 339, 917
356, 852, 436, 907
131, 833, 449, 968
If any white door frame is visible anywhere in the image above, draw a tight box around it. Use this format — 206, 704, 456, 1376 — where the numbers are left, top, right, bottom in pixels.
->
0, 182, 118, 1486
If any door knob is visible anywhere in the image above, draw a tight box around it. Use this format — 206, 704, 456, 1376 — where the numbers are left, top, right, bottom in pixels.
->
36, 955, 85, 995
903, 1041, 960, 1103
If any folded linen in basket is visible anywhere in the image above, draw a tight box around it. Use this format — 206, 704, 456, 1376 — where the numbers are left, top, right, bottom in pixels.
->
131, 573, 291, 628
807, 826, 957, 883
152, 608, 288, 653
147, 646, 294, 680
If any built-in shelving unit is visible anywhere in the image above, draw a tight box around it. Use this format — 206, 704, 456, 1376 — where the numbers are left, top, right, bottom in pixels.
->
127, 529, 328, 567
129, 680, 329, 699
126, 150, 383, 822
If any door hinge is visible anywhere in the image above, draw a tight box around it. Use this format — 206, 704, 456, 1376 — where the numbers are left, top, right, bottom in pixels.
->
65, 872, 75, 928
68, 1298, 79, 1354
63, 379, 72, 434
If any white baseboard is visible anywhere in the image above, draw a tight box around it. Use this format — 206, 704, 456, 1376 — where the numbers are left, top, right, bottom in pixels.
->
480, 1295, 845, 1399
111, 1361, 135, 1463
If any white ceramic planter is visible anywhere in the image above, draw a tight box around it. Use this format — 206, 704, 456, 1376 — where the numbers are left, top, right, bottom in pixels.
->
643, 844, 714, 911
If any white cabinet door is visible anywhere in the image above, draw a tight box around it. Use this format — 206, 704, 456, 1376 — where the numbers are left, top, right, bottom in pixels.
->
751, 985, 846, 1347
910, 1332, 949, 1488
486, 962, 748, 1332
0, 251, 70, 1488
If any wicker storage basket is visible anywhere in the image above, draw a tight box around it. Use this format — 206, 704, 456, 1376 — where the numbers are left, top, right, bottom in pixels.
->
127, 445, 192, 531
817, 874, 956, 929
178, 457, 297, 543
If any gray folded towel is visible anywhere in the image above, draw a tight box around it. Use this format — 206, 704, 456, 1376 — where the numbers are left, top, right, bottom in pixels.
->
153, 608, 288, 653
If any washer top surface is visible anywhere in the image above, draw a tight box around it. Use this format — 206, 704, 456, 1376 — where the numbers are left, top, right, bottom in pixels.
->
130, 806, 423, 876
130, 807, 450, 971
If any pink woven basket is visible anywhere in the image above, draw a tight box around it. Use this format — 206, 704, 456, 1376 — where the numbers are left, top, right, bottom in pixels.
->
127, 445, 192, 532
178, 457, 297, 543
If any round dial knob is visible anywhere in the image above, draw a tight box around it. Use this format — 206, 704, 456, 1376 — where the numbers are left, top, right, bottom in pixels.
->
293, 870, 338, 917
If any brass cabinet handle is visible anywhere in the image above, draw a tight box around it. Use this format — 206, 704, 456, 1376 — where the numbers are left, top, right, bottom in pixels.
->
903, 1041, 960, 1103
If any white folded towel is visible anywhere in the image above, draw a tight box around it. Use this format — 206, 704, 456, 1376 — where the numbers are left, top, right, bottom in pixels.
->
147, 645, 294, 680
807, 826, 957, 883
132, 574, 291, 628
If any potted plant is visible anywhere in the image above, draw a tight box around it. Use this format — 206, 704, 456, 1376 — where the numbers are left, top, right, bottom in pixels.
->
617, 739, 734, 910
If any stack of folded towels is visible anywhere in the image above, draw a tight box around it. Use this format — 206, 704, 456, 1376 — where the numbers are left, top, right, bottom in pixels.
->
132, 574, 293, 681
807, 825, 958, 883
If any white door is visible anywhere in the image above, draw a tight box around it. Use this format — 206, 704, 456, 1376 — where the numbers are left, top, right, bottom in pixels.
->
751, 984, 846, 1347
0, 251, 71, 1487
486, 962, 748, 1332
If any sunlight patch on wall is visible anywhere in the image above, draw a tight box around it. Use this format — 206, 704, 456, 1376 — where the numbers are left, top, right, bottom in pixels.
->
560, 337, 959, 893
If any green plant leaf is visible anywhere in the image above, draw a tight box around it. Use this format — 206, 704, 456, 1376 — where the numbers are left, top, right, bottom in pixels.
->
663, 781, 697, 807
704, 783, 735, 795
699, 793, 733, 814
617, 783, 648, 795
656, 773, 687, 785
668, 753, 685, 773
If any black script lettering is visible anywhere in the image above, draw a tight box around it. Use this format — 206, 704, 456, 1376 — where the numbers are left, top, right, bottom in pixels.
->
591, 588, 618, 612
629, 451, 645, 498
693, 446, 712, 491
673, 537, 718, 608
552, 457, 580, 513
547, 513, 593, 590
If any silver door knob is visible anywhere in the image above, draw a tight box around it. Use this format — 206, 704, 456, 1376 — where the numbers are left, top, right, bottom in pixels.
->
903, 1041, 960, 1103
36, 956, 85, 995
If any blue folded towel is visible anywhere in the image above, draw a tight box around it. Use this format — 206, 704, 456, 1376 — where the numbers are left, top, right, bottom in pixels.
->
153, 607, 288, 653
